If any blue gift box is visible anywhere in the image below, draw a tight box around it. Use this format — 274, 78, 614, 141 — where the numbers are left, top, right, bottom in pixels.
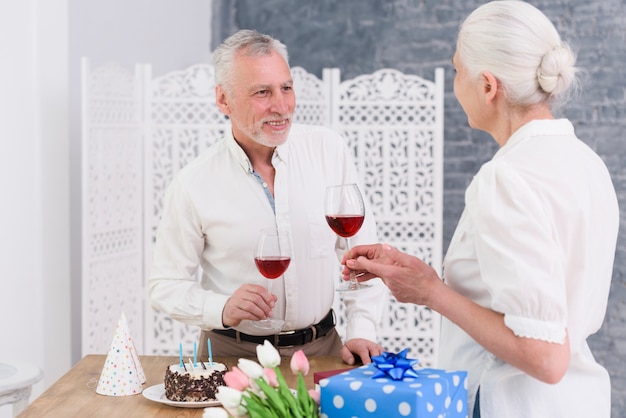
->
319, 352, 468, 418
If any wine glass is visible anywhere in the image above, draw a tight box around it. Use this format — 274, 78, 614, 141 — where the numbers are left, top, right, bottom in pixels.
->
251, 227, 291, 330
325, 183, 371, 291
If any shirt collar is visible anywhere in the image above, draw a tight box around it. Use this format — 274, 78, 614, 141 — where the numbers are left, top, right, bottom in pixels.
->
225, 128, 289, 173
225, 129, 253, 173
495, 118, 574, 158
274, 141, 289, 165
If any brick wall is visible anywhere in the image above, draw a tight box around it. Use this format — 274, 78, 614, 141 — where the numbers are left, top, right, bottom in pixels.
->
212, 0, 626, 413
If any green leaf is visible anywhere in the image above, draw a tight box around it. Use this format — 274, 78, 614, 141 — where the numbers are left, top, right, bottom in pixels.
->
297, 373, 315, 417
247, 402, 274, 418
273, 367, 305, 418
238, 368, 320, 418
308, 395, 319, 418
283, 385, 304, 417
296, 373, 318, 417
244, 391, 265, 406
256, 377, 288, 417
275, 367, 289, 388
244, 392, 280, 418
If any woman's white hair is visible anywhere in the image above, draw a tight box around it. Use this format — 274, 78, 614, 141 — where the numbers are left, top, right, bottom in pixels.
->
457, 0, 580, 109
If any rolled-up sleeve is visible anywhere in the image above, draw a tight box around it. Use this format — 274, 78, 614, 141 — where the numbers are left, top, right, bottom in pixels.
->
148, 178, 230, 330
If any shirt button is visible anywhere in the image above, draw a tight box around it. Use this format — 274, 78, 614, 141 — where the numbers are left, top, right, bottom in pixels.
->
262, 182, 268, 188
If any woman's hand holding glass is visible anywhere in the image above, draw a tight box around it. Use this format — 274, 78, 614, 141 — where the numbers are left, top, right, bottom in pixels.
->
342, 242, 442, 306
325, 183, 370, 291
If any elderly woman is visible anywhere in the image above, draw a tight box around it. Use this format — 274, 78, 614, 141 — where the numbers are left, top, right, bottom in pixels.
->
342, 1, 619, 417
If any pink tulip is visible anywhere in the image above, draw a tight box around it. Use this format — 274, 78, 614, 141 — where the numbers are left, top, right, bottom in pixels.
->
263, 367, 278, 387
308, 389, 320, 405
224, 366, 250, 391
290, 349, 310, 376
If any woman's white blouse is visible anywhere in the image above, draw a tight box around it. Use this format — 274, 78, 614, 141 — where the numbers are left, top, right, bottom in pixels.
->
440, 119, 618, 417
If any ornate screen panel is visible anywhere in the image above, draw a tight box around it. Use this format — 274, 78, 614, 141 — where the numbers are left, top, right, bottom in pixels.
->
144, 64, 226, 354
329, 68, 444, 365
80, 58, 146, 355
292, 66, 331, 125
82, 61, 443, 363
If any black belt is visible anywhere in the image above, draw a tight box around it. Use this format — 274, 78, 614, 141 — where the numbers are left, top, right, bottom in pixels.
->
212, 310, 335, 347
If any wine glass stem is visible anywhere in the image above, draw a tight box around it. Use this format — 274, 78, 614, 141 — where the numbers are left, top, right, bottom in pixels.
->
267, 280, 274, 313
346, 238, 359, 290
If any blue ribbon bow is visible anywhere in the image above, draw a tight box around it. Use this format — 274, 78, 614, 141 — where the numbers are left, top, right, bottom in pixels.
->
371, 349, 420, 380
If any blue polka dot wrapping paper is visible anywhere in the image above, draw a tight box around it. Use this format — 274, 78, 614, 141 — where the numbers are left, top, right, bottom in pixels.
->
319, 362, 468, 417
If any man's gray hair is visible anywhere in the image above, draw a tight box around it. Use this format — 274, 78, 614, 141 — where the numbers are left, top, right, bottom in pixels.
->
213, 29, 290, 95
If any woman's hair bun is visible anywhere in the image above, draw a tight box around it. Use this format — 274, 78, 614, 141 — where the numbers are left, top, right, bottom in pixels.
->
536, 43, 577, 97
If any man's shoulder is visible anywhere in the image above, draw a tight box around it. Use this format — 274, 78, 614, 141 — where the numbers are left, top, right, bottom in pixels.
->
289, 123, 344, 145
290, 123, 337, 136
176, 137, 229, 177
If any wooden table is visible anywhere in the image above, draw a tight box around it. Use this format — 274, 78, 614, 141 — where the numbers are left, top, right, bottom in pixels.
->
17, 355, 352, 417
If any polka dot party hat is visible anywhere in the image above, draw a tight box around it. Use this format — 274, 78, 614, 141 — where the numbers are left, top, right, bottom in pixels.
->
96, 313, 146, 396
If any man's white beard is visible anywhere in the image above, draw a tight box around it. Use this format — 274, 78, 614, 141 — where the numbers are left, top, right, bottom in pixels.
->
237, 116, 292, 148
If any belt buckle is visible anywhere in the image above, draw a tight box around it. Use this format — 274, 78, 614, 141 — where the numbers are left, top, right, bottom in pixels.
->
277, 330, 295, 347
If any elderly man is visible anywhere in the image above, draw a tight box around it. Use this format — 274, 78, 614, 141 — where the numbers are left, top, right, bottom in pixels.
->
148, 29, 387, 365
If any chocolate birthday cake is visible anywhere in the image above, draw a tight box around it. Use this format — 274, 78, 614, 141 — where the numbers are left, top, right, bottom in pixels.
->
164, 361, 227, 402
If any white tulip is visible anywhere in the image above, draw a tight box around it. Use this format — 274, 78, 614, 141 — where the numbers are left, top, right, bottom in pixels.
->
245, 378, 265, 398
225, 404, 249, 417
256, 340, 281, 368
216, 386, 243, 409
202, 407, 229, 418
237, 358, 264, 380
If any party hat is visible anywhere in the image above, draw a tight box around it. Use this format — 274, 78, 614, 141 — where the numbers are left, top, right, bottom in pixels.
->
96, 313, 146, 396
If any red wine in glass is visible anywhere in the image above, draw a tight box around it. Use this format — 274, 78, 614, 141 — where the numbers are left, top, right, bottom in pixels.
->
252, 228, 291, 330
324, 184, 370, 291
325, 215, 365, 238
254, 256, 291, 279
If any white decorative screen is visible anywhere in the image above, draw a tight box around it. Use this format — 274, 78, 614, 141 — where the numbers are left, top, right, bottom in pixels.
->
329, 68, 444, 364
82, 61, 444, 365
80, 58, 146, 355
143, 64, 226, 354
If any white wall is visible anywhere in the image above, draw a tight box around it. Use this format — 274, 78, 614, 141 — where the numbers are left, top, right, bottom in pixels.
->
0, 1, 212, 415
68, 0, 213, 77
0, 1, 71, 417
68, 0, 213, 359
